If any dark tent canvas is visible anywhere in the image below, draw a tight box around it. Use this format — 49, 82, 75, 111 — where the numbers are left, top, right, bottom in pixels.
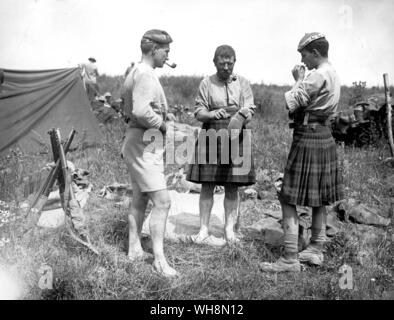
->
0, 68, 102, 154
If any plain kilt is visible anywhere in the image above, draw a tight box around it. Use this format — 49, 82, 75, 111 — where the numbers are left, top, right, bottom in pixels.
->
186, 118, 256, 186
278, 124, 343, 207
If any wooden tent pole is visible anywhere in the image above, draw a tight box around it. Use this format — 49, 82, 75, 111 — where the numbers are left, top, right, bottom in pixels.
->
384, 73, 394, 157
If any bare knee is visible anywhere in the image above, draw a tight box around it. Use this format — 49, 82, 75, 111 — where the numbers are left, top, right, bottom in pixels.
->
156, 198, 171, 211
150, 191, 171, 211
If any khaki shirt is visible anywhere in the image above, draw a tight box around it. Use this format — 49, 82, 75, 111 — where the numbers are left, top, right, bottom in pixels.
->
285, 62, 340, 116
123, 62, 167, 129
194, 74, 254, 115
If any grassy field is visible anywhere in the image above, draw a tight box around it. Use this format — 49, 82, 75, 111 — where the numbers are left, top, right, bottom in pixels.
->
1, 109, 393, 300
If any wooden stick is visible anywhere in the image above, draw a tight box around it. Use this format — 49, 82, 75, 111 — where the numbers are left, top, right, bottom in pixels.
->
25, 129, 76, 217
65, 219, 99, 255
58, 135, 98, 255
383, 73, 394, 157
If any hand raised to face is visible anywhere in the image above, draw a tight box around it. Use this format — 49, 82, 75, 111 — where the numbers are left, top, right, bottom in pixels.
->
292, 64, 306, 81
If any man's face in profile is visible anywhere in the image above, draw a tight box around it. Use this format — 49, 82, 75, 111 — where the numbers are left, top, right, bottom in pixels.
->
153, 44, 170, 68
300, 49, 318, 70
215, 56, 235, 81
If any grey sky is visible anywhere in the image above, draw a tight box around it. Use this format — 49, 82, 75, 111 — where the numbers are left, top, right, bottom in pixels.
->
1, 0, 393, 86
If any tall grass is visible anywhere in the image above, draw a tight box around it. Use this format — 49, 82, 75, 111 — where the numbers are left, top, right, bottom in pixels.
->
0, 76, 393, 300
97, 73, 390, 123
1, 113, 393, 299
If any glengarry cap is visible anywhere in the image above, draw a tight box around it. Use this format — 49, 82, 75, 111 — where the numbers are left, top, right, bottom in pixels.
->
297, 32, 325, 51
141, 29, 173, 45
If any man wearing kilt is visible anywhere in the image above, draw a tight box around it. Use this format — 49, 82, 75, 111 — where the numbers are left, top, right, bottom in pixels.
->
186, 45, 256, 245
260, 33, 343, 272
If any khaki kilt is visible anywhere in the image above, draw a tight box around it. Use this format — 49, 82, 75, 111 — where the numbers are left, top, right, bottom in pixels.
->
122, 127, 167, 192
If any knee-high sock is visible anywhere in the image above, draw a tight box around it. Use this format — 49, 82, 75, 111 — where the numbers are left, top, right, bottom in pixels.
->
311, 206, 327, 246
282, 203, 299, 254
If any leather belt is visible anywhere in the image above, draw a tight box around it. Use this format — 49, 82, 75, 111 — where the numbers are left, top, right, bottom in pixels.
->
289, 122, 328, 129
289, 113, 331, 129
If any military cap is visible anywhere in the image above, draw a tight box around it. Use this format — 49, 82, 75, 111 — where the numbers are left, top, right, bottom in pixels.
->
141, 29, 173, 44
297, 32, 325, 51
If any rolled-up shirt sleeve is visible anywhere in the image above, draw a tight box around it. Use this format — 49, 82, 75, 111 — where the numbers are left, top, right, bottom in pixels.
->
131, 72, 163, 129
285, 72, 325, 113
194, 79, 210, 116
240, 77, 255, 108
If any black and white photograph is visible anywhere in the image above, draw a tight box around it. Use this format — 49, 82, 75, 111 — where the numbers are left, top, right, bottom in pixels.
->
0, 0, 393, 305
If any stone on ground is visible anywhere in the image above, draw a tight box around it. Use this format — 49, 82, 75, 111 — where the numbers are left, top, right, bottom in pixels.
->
37, 208, 65, 228
243, 216, 283, 246
349, 204, 391, 226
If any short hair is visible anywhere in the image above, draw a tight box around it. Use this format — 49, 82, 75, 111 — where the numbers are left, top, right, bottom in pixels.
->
140, 39, 168, 54
302, 38, 329, 57
213, 45, 236, 63
140, 29, 172, 54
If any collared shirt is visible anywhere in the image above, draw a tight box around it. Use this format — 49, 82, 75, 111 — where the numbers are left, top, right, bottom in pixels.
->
285, 62, 340, 116
122, 62, 167, 130
194, 74, 254, 115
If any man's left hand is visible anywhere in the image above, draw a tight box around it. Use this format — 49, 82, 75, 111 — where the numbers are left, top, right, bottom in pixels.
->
292, 64, 306, 81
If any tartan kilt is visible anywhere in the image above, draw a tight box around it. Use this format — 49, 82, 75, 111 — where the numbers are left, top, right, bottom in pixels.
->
186, 118, 256, 186
279, 125, 344, 207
